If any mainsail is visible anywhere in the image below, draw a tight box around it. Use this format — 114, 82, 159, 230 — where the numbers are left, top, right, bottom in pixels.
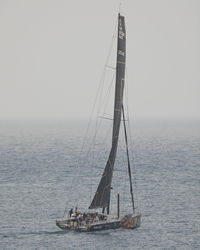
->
89, 14, 126, 211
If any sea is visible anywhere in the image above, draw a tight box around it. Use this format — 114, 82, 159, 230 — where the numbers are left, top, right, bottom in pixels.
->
0, 119, 199, 250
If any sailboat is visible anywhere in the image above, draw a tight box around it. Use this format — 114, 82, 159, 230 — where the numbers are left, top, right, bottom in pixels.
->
56, 12, 141, 232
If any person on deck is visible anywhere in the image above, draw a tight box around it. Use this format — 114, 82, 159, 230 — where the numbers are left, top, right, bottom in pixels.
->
69, 208, 73, 218
75, 207, 81, 216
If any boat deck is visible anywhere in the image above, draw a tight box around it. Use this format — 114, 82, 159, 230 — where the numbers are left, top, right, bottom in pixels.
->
56, 213, 141, 232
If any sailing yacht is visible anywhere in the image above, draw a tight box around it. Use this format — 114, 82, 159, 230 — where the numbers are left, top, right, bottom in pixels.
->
56, 12, 141, 232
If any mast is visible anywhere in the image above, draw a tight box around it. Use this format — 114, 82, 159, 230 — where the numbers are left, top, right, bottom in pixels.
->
89, 13, 126, 213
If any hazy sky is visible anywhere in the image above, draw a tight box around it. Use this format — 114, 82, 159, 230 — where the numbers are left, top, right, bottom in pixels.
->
0, 0, 199, 119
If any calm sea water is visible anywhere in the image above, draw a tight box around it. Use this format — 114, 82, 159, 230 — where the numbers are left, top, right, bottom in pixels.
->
0, 119, 199, 250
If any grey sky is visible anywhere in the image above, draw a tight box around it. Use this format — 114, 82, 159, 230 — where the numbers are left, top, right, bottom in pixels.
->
0, 0, 199, 119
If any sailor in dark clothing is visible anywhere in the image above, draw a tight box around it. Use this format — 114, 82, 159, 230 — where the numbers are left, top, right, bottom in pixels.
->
69, 208, 73, 217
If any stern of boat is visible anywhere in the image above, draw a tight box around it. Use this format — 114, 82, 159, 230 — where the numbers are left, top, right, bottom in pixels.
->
120, 213, 141, 229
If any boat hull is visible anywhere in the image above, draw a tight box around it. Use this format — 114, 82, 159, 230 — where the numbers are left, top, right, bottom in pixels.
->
56, 213, 141, 232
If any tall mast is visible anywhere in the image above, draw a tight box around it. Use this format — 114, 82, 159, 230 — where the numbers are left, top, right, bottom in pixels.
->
89, 13, 126, 213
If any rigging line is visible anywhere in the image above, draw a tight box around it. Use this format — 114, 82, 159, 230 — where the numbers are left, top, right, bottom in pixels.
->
87, 117, 112, 170
86, 14, 119, 159
98, 116, 128, 121
122, 104, 135, 213
83, 68, 116, 166
120, 139, 131, 213
67, 20, 118, 211
90, 69, 115, 145
89, 18, 118, 146
125, 69, 138, 191
85, 126, 112, 204
125, 76, 138, 206
64, 66, 108, 214
63, 20, 118, 216
94, 20, 118, 124
88, 112, 113, 163
82, 37, 115, 161
101, 71, 116, 116
88, 122, 113, 202
98, 116, 113, 121
124, 67, 140, 208
86, 21, 118, 148
106, 65, 116, 70
88, 71, 116, 151
80, 17, 117, 163
115, 132, 128, 213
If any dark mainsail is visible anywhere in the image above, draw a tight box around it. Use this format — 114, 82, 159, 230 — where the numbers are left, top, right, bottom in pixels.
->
89, 14, 126, 211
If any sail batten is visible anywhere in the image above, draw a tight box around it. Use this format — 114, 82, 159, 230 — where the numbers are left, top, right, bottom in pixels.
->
89, 14, 126, 210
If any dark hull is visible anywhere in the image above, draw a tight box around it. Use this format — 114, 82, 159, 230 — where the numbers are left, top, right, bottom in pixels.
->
79, 220, 122, 232
56, 213, 141, 232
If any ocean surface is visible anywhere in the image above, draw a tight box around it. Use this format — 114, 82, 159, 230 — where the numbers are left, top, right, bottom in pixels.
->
0, 119, 199, 250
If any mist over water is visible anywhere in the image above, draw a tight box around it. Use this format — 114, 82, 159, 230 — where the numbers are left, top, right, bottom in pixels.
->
0, 119, 199, 249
